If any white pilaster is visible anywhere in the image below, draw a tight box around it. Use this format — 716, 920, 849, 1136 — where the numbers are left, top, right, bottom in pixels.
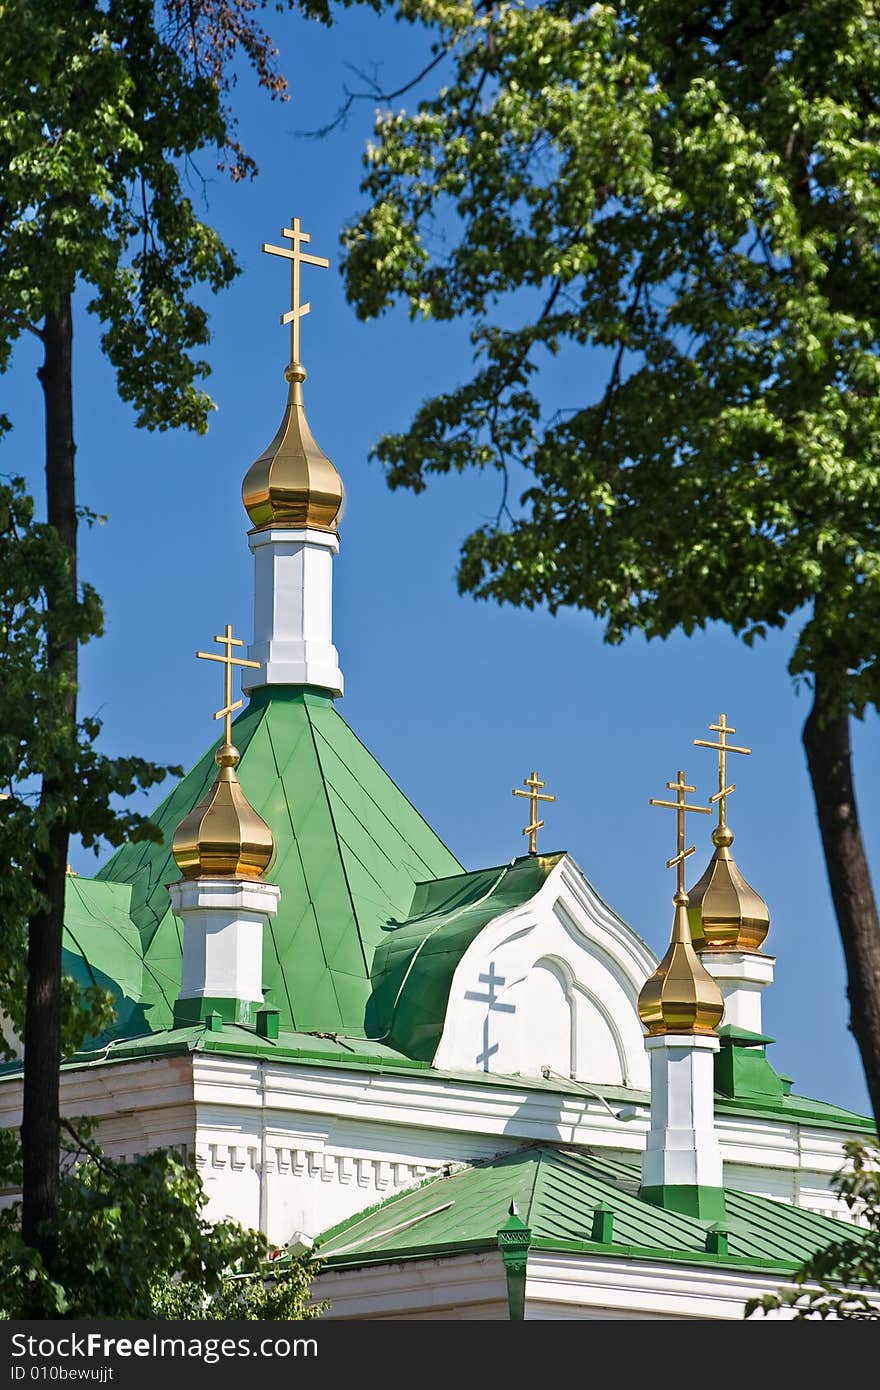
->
243, 527, 343, 696
700, 953, 775, 1034
641, 1035, 722, 1191
169, 877, 281, 1006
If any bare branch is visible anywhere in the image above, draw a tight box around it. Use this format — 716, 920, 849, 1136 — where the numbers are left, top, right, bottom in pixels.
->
61, 1118, 118, 1175
301, 48, 453, 140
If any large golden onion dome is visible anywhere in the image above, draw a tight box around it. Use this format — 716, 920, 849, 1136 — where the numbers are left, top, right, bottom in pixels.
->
172, 743, 275, 880
687, 825, 770, 953
242, 364, 345, 532
638, 893, 725, 1037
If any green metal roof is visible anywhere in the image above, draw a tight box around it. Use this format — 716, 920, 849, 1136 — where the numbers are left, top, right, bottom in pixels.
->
367, 854, 563, 1061
61, 687, 462, 1041
317, 1145, 865, 1274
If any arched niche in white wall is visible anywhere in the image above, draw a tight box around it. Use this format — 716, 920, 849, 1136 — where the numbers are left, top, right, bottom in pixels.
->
495, 955, 575, 1080
432, 854, 657, 1090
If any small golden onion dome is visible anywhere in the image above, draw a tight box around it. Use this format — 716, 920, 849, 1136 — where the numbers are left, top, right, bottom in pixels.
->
638, 893, 725, 1037
242, 363, 345, 531
172, 743, 274, 880
687, 825, 770, 952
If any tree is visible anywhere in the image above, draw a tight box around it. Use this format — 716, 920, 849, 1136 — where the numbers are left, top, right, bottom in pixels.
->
150, 1256, 325, 1320
0, 1125, 321, 1318
0, 0, 335, 1285
746, 1141, 880, 1318
339, 0, 880, 1125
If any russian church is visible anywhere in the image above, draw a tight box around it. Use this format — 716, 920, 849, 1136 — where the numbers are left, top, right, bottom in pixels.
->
1, 218, 874, 1320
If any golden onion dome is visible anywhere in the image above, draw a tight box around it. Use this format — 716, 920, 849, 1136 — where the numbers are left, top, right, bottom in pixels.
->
638, 893, 725, 1037
242, 363, 345, 532
172, 743, 274, 880
687, 825, 770, 953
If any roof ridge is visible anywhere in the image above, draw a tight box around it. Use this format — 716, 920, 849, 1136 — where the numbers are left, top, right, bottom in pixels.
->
301, 697, 369, 1007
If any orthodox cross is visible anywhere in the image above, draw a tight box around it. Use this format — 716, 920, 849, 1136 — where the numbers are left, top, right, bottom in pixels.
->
262, 216, 330, 366
650, 770, 711, 896
196, 624, 260, 745
693, 713, 751, 829
512, 770, 555, 855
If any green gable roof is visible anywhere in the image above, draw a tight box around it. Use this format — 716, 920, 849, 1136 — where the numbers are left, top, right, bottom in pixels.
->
62, 687, 462, 1042
367, 853, 563, 1062
318, 1145, 864, 1275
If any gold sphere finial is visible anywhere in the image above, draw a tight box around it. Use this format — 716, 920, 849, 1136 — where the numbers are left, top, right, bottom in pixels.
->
712, 824, 734, 849
216, 742, 240, 769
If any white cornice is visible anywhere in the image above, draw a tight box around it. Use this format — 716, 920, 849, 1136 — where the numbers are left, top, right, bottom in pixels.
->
315, 1251, 509, 1320
315, 1247, 854, 1320
0, 1050, 860, 1195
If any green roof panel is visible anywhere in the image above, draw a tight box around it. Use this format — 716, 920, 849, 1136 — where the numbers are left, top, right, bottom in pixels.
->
62, 687, 462, 1043
318, 1145, 864, 1275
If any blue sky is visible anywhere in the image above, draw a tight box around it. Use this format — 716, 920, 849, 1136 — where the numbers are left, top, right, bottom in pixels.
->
5, 6, 878, 1115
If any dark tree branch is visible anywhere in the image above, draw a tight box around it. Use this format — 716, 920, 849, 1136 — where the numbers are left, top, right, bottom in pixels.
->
0, 308, 44, 342
302, 49, 453, 139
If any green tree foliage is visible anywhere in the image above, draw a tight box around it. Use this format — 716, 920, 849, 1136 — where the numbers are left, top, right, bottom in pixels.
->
0, 478, 175, 1057
151, 1260, 325, 1320
0, 0, 356, 1278
0, 1127, 320, 1319
0, 0, 238, 429
747, 1142, 880, 1319
340, 0, 880, 1124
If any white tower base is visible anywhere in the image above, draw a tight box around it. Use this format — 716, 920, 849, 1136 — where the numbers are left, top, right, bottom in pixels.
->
640, 1034, 725, 1221
169, 877, 281, 1026
701, 952, 775, 1034
244, 527, 343, 696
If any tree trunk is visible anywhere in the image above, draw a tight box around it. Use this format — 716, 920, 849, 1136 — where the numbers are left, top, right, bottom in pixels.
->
803, 671, 880, 1131
21, 294, 77, 1271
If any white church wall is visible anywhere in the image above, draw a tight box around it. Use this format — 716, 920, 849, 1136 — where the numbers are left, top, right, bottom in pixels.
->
315, 1252, 510, 1320
191, 1054, 524, 1240
0, 1047, 859, 1248
524, 1253, 799, 1320
316, 1250, 812, 1321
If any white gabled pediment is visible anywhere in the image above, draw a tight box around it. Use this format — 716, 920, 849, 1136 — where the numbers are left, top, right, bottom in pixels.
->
432, 854, 657, 1089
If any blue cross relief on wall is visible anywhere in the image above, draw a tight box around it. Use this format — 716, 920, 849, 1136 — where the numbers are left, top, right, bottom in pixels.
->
464, 962, 516, 1071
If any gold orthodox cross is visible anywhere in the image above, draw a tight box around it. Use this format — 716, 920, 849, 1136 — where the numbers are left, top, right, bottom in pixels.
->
262, 216, 330, 367
512, 771, 555, 855
693, 713, 751, 829
196, 624, 260, 745
650, 770, 712, 896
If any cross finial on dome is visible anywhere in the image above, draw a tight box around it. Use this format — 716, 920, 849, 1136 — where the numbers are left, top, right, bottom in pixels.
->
196, 622, 260, 747
649, 770, 712, 901
693, 712, 751, 847
262, 215, 330, 369
687, 715, 770, 954
638, 768, 724, 1039
171, 624, 274, 881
